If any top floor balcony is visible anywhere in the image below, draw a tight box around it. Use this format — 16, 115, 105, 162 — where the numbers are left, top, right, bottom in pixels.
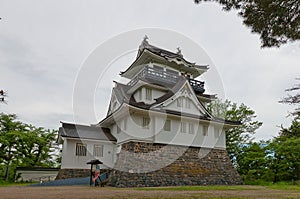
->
127, 66, 205, 94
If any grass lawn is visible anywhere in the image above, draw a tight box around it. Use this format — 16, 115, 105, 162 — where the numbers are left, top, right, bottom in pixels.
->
0, 180, 36, 187
0, 184, 299, 198
136, 184, 300, 191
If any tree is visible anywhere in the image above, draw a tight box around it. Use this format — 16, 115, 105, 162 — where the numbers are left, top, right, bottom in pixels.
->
279, 78, 300, 118
194, 0, 300, 47
269, 135, 300, 182
236, 142, 271, 182
0, 113, 58, 181
279, 119, 300, 138
208, 99, 263, 165
0, 114, 25, 180
0, 90, 7, 103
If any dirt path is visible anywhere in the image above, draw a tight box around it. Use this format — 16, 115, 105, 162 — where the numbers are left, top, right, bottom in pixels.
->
0, 186, 299, 199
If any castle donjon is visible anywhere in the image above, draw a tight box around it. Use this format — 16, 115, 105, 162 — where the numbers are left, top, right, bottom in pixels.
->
57, 37, 242, 187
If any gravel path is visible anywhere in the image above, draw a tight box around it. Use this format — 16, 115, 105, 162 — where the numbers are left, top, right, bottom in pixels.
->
0, 186, 299, 199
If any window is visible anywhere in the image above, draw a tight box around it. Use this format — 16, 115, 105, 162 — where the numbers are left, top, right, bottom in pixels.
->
153, 65, 164, 78
166, 69, 178, 78
117, 125, 121, 134
75, 143, 87, 156
188, 123, 194, 134
123, 118, 127, 131
163, 120, 171, 131
180, 122, 186, 133
185, 98, 191, 109
138, 89, 142, 100
146, 88, 152, 100
93, 145, 103, 157
177, 98, 183, 107
142, 117, 150, 129
203, 125, 208, 136
214, 126, 220, 138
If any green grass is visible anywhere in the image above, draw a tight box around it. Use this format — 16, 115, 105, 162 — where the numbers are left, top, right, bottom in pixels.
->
136, 184, 300, 191
0, 180, 35, 187
244, 180, 300, 190
267, 183, 300, 190
136, 185, 261, 191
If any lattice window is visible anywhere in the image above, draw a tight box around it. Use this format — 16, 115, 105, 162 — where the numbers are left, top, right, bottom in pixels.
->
214, 126, 220, 138
145, 88, 152, 100
75, 143, 87, 156
117, 125, 121, 134
123, 118, 127, 131
180, 122, 186, 133
138, 89, 142, 100
203, 125, 208, 136
93, 145, 103, 157
163, 119, 171, 131
142, 117, 150, 129
188, 123, 194, 134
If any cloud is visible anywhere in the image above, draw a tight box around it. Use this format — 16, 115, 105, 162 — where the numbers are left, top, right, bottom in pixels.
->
0, 0, 298, 140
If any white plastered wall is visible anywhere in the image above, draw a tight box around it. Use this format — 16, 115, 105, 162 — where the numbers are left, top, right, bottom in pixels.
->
60, 138, 115, 169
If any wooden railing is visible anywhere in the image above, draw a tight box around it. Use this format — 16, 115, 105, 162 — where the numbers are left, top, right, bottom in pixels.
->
127, 66, 178, 86
127, 66, 205, 93
188, 79, 205, 93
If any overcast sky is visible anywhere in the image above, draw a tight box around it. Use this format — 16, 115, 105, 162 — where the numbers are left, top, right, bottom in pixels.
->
0, 1, 299, 141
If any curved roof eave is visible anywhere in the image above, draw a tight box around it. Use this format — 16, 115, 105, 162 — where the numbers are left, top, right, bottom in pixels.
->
121, 49, 208, 79
99, 101, 241, 128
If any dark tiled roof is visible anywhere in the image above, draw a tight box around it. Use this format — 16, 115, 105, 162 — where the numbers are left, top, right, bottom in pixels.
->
197, 93, 217, 99
141, 44, 188, 61
121, 42, 208, 77
122, 102, 241, 126
140, 43, 208, 70
59, 122, 116, 142
153, 76, 186, 104
107, 71, 240, 126
113, 81, 131, 103
16, 167, 60, 171
113, 76, 186, 107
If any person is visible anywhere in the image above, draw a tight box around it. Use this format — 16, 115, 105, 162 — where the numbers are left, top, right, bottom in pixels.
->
93, 170, 99, 186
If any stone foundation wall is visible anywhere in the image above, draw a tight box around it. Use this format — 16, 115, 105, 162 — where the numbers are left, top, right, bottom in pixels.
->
55, 169, 90, 179
56, 168, 112, 180
108, 142, 242, 187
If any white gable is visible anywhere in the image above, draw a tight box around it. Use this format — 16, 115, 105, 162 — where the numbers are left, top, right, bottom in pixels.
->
153, 81, 211, 117
107, 90, 121, 115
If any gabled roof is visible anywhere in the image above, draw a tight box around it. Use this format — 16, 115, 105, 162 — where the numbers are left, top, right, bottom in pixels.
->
111, 76, 188, 110
120, 39, 208, 79
58, 122, 116, 142
137, 38, 208, 70
99, 102, 241, 128
99, 75, 241, 127
113, 81, 131, 103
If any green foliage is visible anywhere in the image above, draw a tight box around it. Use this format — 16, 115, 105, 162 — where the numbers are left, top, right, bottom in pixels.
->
279, 119, 300, 138
208, 99, 262, 164
194, 0, 300, 47
236, 142, 269, 182
237, 118, 300, 183
0, 113, 59, 181
269, 135, 300, 182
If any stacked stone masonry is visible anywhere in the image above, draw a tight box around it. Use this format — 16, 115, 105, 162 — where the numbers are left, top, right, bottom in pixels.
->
108, 142, 242, 187
55, 169, 90, 180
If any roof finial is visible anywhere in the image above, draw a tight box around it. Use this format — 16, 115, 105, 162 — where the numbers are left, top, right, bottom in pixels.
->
142, 35, 149, 45
176, 47, 183, 57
